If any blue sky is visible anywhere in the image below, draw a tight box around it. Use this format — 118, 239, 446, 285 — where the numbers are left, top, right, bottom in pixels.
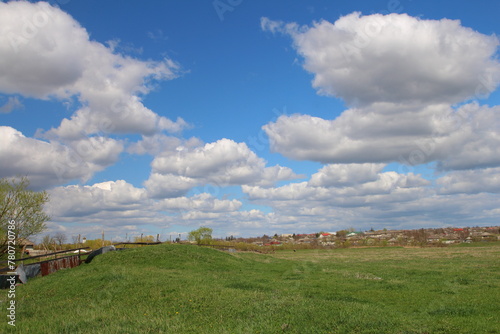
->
1, 0, 499, 241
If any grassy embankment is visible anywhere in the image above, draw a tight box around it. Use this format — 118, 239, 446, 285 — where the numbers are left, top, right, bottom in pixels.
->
1, 243, 499, 333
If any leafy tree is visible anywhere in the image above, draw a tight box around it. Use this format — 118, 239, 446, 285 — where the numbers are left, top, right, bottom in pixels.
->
0, 177, 50, 255
188, 227, 213, 245
84, 238, 112, 249
133, 235, 155, 243
336, 230, 348, 238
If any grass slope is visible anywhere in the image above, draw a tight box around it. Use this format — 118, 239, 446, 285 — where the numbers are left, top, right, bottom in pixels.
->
1, 243, 500, 333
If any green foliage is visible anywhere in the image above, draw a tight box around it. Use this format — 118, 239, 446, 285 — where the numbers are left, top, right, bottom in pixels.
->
187, 226, 213, 245
83, 238, 113, 250
133, 235, 155, 243
336, 229, 348, 238
0, 177, 49, 255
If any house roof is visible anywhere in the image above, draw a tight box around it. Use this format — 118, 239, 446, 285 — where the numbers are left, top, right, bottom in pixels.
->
17, 239, 35, 246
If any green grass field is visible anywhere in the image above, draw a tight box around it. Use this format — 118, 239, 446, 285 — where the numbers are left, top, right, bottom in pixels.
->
1, 243, 499, 333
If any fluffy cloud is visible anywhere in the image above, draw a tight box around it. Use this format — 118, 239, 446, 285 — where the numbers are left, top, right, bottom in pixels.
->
157, 193, 242, 213
242, 163, 500, 230
146, 138, 300, 198
45, 180, 273, 238
3, 6, 498, 238
44, 164, 500, 237
243, 164, 430, 205
436, 103, 500, 170
264, 102, 500, 168
127, 134, 202, 156
263, 103, 446, 164
144, 173, 198, 199
45, 180, 177, 241
262, 13, 500, 170
0, 126, 123, 188
0, 1, 88, 97
437, 168, 500, 194
262, 13, 500, 106
309, 163, 384, 187
0, 1, 187, 139
0, 1, 191, 187
47, 180, 148, 218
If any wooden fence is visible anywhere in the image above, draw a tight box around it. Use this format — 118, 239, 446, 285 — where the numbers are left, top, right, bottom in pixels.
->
0, 247, 91, 271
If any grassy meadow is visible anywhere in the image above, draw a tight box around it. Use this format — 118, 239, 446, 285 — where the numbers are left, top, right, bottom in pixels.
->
1, 243, 499, 333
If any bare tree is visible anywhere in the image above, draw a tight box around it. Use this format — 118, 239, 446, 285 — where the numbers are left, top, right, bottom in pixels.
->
72, 235, 80, 247
53, 232, 67, 248
41, 234, 55, 251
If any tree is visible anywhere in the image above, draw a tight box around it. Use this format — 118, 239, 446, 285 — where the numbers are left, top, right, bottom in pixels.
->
336, 230, 347, 238
188, 227, 213, 245
53, 232, 67, 248
72, 235, 80, 246
41, 234, 55, 251
133, 235, 155, 243
0, 177, 50, 255
84, 238, 112, 249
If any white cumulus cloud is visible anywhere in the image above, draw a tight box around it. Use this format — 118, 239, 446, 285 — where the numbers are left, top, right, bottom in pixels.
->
156, 193, 242, 212
437, 168, 500, 194
262, 13, 500, 106
262, 13, 500, 171
0, 126, 123, 188
0, 1, 187, 139
146, 138, 300, 198
47, 180, 148, 218
242, 163, 500, 230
